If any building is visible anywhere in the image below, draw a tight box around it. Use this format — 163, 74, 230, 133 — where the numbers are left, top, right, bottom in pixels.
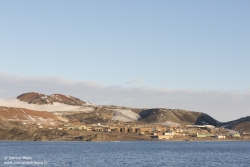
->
230, 133, 241, 138
80, 125, 87, 130
92, 127, 103, 132
196, 133, 215, 138
175, 128, 183, 133
74, 126, 86, 130
154, 127, 166, 132
86, 126, 92, 131
209, 128, 219, 133
153, 131, 162, 136
205, 125, 215, 129
115, 127, 121, 132
101, 124, 109, 128
102, 127, 110, 132
164, 130, 175, 136
120, 127, 129, 133
139, 128, 153, 133
65, 126, 75, 130
158, 135, 171, 139
196, 133, 207, 138
128, 127, 139, 133
205, 133, 215, 137
185, 125, 206, 128
215, 134, 226, 139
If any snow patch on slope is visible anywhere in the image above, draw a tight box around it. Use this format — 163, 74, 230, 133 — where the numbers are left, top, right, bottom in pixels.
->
0, 98, 94, 112
160, 121, 180, 127
111, 109, 140, 122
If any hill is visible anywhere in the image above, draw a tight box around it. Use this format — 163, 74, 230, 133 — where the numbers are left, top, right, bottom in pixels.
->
0, 106, 66, 123
0, 92, 249, 133
221, 116, 250, 134
17, 92, 87, 106
138, 108, 220, 126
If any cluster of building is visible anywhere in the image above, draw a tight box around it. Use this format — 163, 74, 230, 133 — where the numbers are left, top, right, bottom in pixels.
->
61, 123, 154, 134
180, 125, 240, 139
31, 121, 241, 140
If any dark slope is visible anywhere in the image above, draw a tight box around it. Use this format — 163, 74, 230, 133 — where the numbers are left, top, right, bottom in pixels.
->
138, 108, 220, 126
221, 116, 250, 133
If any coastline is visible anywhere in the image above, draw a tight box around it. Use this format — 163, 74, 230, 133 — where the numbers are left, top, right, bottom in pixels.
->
1, 126, 249, 142
1, 137, 249, 142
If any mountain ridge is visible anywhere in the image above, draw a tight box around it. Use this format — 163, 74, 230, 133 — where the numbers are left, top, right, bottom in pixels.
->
0, 92, 249, 133
17, 92, 87, 106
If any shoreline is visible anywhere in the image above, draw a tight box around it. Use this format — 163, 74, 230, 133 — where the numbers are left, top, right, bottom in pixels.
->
1, 139, 250, 142
1, 127, 249, 142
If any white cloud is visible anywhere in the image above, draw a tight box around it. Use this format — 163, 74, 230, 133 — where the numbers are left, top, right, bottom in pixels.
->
0, 73, 250, 122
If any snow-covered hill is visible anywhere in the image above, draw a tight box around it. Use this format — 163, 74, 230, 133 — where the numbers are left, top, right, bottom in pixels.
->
0, 98, 94, 112
111, 109, 140, 122
17, 92, 88, 106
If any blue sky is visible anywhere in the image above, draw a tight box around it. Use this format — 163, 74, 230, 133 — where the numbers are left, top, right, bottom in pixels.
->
1, 1, 249, 90
0, 1, 250, 121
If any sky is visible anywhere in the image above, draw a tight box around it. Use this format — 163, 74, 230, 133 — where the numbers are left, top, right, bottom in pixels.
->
0, 1, 250, 121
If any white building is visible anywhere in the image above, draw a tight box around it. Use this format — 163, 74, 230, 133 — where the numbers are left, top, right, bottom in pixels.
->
164, 130, 175, 136
215, 134, 225, 139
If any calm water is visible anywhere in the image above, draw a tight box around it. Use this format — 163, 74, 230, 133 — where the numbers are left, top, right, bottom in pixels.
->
0, 141, 250, 167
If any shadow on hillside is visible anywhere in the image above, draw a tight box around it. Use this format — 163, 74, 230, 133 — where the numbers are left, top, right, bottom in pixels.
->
139, 109, 159, 119
194, 114, 221, 126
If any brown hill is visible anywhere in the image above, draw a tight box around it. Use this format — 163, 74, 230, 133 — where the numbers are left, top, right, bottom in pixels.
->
7, 92, 250, 133
62, 107, 115, 124
221, 116, 250, 134
138, 108, 220, 126
17, 92, 86, 106
231, 122, 250, 134
0, 106, 64, 123
0, 127, 69, 141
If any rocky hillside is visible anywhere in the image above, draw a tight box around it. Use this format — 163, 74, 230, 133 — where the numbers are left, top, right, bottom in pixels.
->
221, 116, 250, 134
195, 113, 220, 126
1, 92, 249, 133
62, 107, 115, 124
0, 106, 66, 123
82, 134, 112, 142
0, 127, 70, 141
17, 92, 87, 106
138, 108, 220, 126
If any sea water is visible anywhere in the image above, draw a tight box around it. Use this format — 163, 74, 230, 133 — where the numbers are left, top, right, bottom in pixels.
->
0, 141, 250, 167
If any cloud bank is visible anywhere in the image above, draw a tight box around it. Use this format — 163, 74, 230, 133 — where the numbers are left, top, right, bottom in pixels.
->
0, 73, 250, 122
